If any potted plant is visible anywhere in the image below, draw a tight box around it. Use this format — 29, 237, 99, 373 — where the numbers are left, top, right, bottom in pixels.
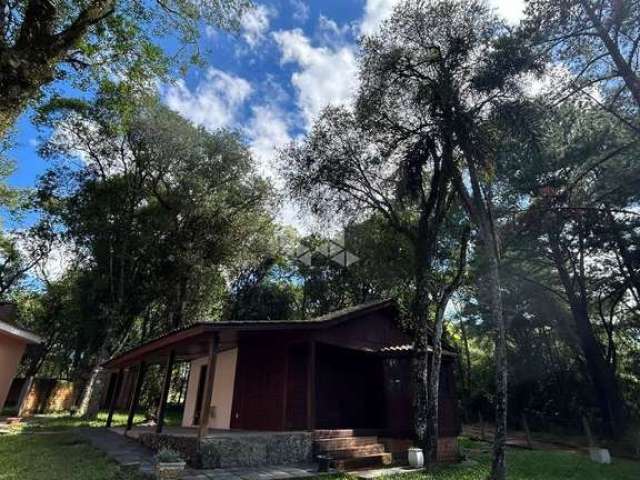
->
155, 448, 186, 480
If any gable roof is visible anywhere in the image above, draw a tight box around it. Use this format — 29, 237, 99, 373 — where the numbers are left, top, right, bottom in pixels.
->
103, 299, 397, 369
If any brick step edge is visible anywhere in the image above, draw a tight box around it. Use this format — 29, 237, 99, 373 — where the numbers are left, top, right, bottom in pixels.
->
318, 444, 386, 459
314, 436, 380, 451
312, 429, 381, 439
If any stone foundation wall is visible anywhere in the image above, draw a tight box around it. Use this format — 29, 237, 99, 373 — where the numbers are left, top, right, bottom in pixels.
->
200, 432, 313, 468
137, 431, 313, 469
138, 433, 202, 467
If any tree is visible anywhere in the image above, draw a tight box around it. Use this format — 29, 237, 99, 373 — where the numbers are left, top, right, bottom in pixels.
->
354, 2, 541, 477
0, 0, 249, 137
37, 93, 275, 417
498, 102, 638, 437
283, 6, 477, 461
526, 0, 640, 127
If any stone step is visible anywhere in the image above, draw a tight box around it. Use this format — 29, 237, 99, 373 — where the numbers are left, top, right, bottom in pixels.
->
331, 452, 393, 471
312, 429, 380, 439
314, 436, 379, 451
322, 443, 386, 459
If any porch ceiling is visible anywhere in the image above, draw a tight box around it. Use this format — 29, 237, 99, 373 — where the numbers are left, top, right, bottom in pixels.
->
102, 328, 238, 369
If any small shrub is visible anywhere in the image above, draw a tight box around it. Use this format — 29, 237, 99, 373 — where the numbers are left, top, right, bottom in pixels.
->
156, 449, 183, 463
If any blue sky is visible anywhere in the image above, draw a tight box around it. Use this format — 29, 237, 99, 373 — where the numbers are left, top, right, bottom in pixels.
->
6, 0, 525, 232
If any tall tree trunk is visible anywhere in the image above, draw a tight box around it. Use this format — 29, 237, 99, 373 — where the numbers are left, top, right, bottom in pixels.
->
426, 228, 469, 463
486, 244, 507, 480
77, 347, 110, 419
427, 305, 445, 464
549, 235, 628, 437
412, 261, 431, 462
459, 317, 472, 422
579, 0, 640, 109
453, 158, 507, 480
414, 322, 430, 456
0, 0, 115, 138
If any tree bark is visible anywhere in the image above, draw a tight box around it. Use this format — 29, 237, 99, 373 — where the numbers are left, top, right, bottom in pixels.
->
426, 228, 469, 464
486, 245, 507, 480
579, 0, 640, 109
549, 234, 628, 437
0, 0, 115, 138
77, 347, 110, 419
452, 162, 507, 480
412, 269, 430, 459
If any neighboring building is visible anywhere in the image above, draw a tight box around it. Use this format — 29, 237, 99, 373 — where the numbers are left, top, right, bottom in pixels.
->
0, 304, 42, 411
103, 299, 460, 466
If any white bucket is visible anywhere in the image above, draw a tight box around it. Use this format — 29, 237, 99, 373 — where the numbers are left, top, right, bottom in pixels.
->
408, 447, 424, 468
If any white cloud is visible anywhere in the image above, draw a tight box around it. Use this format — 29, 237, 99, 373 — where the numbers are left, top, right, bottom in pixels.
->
245, 104, 311, 230
164, 68, 252, 130
489, 0, 526, 25
360, 0, 399, 35
360, 0, 525, 36
240, 3, 274, 48
36, 239, 75, 283
273, 29, 359, 129
246, 104, 291, 182
290, 0, 310, 23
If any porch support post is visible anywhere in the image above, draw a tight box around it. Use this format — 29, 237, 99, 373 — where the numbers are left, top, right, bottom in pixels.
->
126, 361, 146, 432
306, 340, 316, 430
198, 333, 220, 440
156, 350, 175, 433
106, 368, 123, 428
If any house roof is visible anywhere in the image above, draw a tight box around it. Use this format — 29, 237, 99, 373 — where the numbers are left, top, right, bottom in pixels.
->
0, 319, 42, 344
103, 299, 398, 369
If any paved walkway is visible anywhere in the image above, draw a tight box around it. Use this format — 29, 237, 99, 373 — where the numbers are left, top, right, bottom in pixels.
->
77, 428, 156, 477
181, 465, 321, 480
77, 428, 323, 480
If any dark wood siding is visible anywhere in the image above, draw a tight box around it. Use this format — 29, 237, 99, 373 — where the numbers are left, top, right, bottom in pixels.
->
228, 309, 459, 438
316, 343, 386, 429
285, 343, 309, 429
230, 333, 288, 430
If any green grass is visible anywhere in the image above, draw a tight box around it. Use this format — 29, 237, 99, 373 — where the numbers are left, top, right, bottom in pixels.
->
415, 443, 635, 480
0, 432, 144, 480
9, 409, 182, 433
1, 421, 637, 480
316, 441, 639, 480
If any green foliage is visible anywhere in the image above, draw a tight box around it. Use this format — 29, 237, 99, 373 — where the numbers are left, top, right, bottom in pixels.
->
0, 0, 251, 134
155, 448, 183, 463
28, 92, 277, 381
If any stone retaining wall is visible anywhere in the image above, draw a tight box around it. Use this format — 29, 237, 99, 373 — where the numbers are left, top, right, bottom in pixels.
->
137, 431, 313, 469
200, 432, 313, 468
138, 432, 202, 467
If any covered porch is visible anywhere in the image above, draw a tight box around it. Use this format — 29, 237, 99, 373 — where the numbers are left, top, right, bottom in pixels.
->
102, 324, 238, 440
100, 301, 459, 467
101, 300, 416, 440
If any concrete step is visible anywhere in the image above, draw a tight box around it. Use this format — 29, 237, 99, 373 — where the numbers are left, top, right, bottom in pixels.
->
314, 436, 379, 451
332, 452, 393, 471
312, 429, 380, 439
323, 443, 386, 459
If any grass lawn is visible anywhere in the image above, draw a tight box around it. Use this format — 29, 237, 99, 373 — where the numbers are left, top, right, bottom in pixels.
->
6, 409, 182, 433
1, 416, 638, 480
384, 446, 640, 480
0, 432, 144, 480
